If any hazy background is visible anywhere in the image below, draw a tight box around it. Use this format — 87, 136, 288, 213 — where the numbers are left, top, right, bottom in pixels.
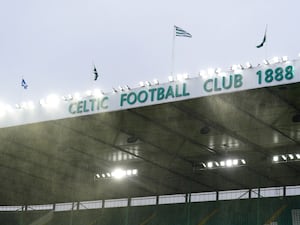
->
0, 0, 299, 104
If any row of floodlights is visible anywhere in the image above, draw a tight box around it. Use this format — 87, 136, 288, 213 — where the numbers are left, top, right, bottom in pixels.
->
197, 158, 246, 170
11, 89, 105, 110
1, 55, 293, 111
95, 168, 138, 180
272, 153, 300, 163
199, 56, 289, 78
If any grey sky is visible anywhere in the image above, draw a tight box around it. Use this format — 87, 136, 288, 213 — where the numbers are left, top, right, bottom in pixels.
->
0, 0, 299, 104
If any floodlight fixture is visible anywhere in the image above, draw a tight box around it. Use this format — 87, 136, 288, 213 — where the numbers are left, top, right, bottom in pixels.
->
233, 159, 238, 165
207, 68, 215, 75
207, 161, 213, 168
177, 74, 183, 81
125, 85, 131, 90
282, 56, 288, 62
195, 158, 246, 170
139, 81, 145, 87
73, 92, 81, 100
263, 59, 270, 65
153, 79, 159, 85
85, 90, 92, 97
93, 89, 103, 97
112, 87, 118, 93
62, 94, 73, 101
215, 68, 222, 74
272, 153, 300, 163
226, 159, 233, 167
238, 64, 244, 70
231, 64, 243, 71
273, 155, 279, 162
94, 168, 138, 180
168, 76, 174, 82
145, 81, 151, 86
199, 70, 206, 77
183, 73, 189, 80
272, 56, 280, 63
15, 104, 21, 109
245, 62, 253, 69
118, 86, 124, 91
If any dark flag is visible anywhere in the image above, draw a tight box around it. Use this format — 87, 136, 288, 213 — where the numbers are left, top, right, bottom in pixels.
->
93, 65, 99, 81
256, 25, 267, 48
21, 78, 28, 89
175, 26, 192, 38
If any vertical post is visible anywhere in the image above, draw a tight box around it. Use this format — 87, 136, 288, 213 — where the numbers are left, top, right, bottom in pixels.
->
171, 26, 176, 76
264, 24, 268, 60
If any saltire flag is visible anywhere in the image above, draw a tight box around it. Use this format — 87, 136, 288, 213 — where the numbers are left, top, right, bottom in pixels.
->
256, 25, 267, 48
21, 78, 28, 89
175, 25, 192, 38
93, 65, 99, 81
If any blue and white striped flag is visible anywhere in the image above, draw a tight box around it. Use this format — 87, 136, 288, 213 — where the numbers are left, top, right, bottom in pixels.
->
175, 26, 192, 38
21, 78, 28, 89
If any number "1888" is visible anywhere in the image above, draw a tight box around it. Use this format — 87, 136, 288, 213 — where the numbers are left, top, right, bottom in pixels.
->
256, 65, 294, 85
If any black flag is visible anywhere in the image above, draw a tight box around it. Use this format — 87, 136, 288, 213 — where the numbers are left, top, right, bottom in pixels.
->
93, 65, 99, 81
256, 25, 267, 48
21, 78, 28, 89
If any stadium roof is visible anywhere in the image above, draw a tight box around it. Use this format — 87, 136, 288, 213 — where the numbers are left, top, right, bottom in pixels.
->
1, 59, 300, 205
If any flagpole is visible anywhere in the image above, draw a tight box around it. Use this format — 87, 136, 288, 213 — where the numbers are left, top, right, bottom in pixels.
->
264, 24, 268, 60
171, 26, 176, 76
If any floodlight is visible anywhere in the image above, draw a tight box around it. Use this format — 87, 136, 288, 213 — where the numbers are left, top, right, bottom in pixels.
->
118, 86, 124, 91
139, 81, 145, 87
272, 57, 280, 63
27, 101, 35, 109
215, 68, 221, 74
263, 59, 270, 65
111, 168, 126, 179
245, 62, 252, 69
132, 169, 138, 175
145, 81, 151, 86
168, 76, 174, 82
281, 155, 287, 160
231, 65, 238, 71
93, 89, 103, 97
207, 68, 215, 75
288, 154, 294, 159
153, 79, 159, 85
176, 74, 183, 81
282, 56, 288, 62
126, 170, 132, 176
112, 87, 118, 93
207, 161, 213, 168
220, 161, 225, 166
226, 159, 233, 167
73, 92, 81, 100
45, 94, 60, 107
101, 173, 106, 178
238, 64, 244, 70
125, 85, 131, 90
95, 173, 100, 178
199, 70, 206, 76
183, 73, 189, 79
232, 159, 238, 165
241, 159, 246, 164
85, 90, 92, 96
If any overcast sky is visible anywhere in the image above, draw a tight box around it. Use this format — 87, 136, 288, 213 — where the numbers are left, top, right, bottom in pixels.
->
0, 0, 299, 104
